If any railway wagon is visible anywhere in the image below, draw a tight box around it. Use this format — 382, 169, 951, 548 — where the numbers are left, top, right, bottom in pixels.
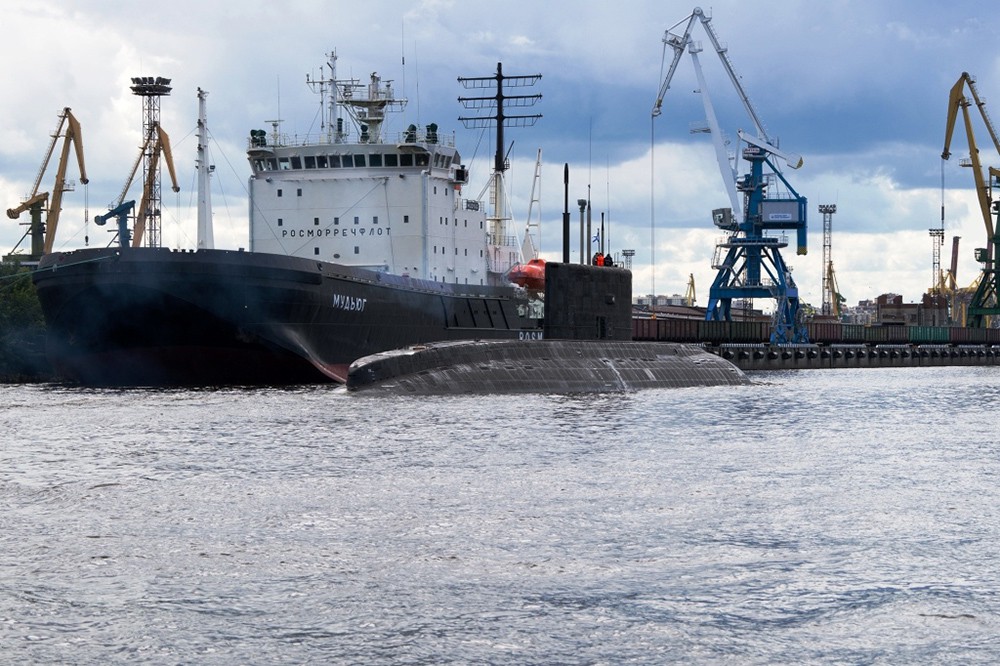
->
807, 322, 842, 345
697, 320, 769, 344
634, 315, 1000, 347
631, 317, 700, 342
908, 326, 950, 343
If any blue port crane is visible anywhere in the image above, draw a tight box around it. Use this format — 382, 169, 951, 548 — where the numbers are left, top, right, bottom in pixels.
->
652, 7, 809, 343
94, 200, 136, 248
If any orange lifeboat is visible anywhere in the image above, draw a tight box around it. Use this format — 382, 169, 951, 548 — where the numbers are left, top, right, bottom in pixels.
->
508, 258, 546, 291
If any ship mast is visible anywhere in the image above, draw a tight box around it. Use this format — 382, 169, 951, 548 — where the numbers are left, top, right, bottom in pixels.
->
307, 50, 407, 144
196, 88, 214, 250
458, 63, 542, 265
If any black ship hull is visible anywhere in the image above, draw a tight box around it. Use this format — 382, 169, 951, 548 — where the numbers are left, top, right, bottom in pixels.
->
32, 247, 542, 385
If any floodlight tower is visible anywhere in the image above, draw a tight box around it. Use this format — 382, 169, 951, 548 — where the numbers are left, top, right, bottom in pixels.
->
130, 75, 172, 248
819, 204, 837, 316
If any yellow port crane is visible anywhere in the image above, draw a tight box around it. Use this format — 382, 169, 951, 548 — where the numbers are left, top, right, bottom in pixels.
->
942, 72, 1000, 327
827, 261, 845, 319
6, 108, 88, 257
684, 273, 696, 306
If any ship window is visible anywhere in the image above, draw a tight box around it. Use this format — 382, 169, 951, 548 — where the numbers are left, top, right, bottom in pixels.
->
403, 215, 409, 224
370, 153, 383, 167
254, 159, 266, 171
297, 188, 302, 197
330, 155, 342, 168
354, 216, 360, 225
314, 217, 320, 226
354, 246, 360, 254
354, 155, 366, 167
304, 156, 316, 169
400, 154, 413, 167
317, 155, 328, 168
385, 154, 398, 167
464, 248, 468, 256
277, 218, 283, 226
445, 156, 452, 167
372, 216, 378, 225
454, 248, 458, 255
314, 247, 319, 255
290, 156, 302, 169
434, 186, 438, 195
434, 246, 437, 254
480, 221, 484, 229
277, 189, 283, 197
334, 217, 340, 225
416, 154, 429, 167
278, 157, 290, 170
266, 158, 278, 170
464, 220, 467, 228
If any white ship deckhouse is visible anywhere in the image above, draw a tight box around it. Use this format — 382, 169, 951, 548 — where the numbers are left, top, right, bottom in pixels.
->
247, 52, 502, 286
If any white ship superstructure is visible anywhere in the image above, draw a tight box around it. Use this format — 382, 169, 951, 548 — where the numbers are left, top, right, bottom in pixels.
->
247, 51, 511, 286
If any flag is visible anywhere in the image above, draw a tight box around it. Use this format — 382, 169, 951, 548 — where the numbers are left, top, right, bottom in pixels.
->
591, 231, 600, 244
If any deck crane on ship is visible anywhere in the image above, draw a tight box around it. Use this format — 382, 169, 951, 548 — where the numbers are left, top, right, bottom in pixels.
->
653, 6, 808, 343
942, 71, 1000, 327
5, 108, 88, 261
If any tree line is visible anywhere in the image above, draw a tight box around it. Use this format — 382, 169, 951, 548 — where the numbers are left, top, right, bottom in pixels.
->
0, 263, 53, 381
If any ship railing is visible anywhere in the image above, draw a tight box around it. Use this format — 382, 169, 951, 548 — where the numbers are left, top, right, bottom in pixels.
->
487, 233, 519, 248
248, 128, 457, 149
391, 128, 456, 147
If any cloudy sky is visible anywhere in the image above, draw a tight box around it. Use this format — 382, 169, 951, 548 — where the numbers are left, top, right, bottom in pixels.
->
2, 0, 999, 307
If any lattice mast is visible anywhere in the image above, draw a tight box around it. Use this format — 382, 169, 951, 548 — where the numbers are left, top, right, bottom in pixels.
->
130, 76, 171, 248
819, 204, 837, 316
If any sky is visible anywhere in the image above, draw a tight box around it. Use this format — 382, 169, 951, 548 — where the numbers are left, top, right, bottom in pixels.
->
2, 0, 999, 309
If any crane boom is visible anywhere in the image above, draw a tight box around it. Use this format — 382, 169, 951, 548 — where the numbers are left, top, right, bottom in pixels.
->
653, 7, 768, 141
45, 109, 89, 254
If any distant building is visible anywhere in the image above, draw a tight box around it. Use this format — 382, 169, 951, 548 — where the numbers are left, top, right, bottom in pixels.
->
841, 293, 951, 327
634, 294, 687, 307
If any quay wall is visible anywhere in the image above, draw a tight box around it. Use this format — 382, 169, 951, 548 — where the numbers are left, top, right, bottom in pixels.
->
710, 344, 1000, 371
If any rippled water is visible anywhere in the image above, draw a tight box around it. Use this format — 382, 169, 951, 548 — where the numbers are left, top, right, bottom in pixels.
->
3, 367, 1000, 664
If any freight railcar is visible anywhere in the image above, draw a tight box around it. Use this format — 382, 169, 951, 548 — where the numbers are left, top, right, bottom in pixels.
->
634, 317, 1000, 347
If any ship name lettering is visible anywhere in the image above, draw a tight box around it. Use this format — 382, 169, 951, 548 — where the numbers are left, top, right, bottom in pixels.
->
331, 228, 389, 238
332, 293, 367, 312
282, 229, 333, 238
519, 331, 544, 340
